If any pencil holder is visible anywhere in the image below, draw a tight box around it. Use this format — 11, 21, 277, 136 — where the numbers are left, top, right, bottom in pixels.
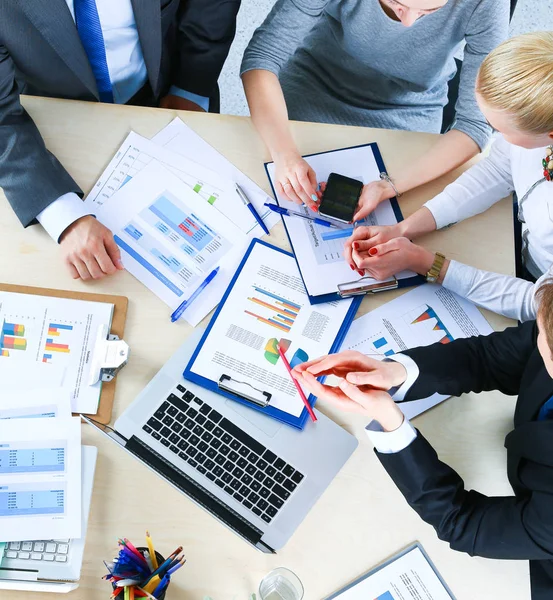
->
136, 548, 168, 600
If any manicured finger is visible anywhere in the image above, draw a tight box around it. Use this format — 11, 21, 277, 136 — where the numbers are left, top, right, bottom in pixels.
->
293, 172, 318, 210
281, 179, 303, 205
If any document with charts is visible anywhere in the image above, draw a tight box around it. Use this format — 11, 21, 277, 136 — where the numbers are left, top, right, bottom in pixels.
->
185, 241, 358, 425
96, 160, 248, 326
152, 118, 279, 234
0, 291, 114, 414
85, 131, 264, 236
344, 284, 493, 420
326, 543, 455, 600
265, 144, 420, 301
0, 417, 82, 542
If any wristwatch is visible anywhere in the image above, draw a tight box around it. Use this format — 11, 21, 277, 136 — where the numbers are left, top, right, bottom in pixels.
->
426, 252, 445, 283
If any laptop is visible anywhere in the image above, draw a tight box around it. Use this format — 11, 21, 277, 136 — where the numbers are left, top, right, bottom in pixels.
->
84, 329, 358, 553
0, 446, 97, 593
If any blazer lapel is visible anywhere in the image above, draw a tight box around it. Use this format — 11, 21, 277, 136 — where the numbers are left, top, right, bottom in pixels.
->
131, 0, 162, 96
515, 357, 553, 424
19, 0, 99, 99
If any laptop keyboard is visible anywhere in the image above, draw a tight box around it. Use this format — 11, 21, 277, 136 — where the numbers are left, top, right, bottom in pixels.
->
142, 384, 304, 525
3, 540, 70, 563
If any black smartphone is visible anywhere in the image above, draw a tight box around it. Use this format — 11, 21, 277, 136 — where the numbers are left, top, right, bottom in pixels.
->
318, 172, 364, 223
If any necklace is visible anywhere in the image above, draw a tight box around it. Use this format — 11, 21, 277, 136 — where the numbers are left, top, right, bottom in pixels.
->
543, 145, 553, 181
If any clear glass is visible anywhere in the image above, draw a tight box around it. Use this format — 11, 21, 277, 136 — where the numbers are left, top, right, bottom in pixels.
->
258, 567, 304, 600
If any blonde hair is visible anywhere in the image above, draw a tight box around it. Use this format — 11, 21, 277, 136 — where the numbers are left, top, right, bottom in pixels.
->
477, 32, 553, 135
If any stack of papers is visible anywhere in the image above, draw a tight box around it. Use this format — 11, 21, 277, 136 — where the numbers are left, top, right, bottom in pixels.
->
86, 119, 280, 326
0, 392, 82, 542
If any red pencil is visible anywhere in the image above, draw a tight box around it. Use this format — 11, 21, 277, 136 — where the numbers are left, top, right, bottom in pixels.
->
277, 344, 317, 422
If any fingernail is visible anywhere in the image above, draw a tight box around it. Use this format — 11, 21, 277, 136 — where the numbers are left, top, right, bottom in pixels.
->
369, 247, 378, 256
357, 269, 364, 276
350, 264, 355, 270
353, 242, 359, 250
311, 194, 318, 201
349, 375, 359, 384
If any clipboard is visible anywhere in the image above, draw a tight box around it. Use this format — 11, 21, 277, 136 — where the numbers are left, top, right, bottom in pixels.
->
264, 142, 425, 304
183, 239, 361, 429
0, 283, 128, 425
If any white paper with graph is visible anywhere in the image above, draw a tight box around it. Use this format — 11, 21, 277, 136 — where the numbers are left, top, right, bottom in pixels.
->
265, 145, 418, 299
344, 284, 493, 420
187, 242, 354, 418
0, 291, 114, 414
95, 160, 248, 326
84, 131, 264, 235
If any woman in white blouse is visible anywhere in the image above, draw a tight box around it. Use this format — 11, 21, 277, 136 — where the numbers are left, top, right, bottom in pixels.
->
345, 32, 553, 322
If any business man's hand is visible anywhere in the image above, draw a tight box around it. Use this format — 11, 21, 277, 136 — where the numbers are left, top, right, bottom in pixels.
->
159, 94, 206, 112
59, 216, 124, 281
293, 351, 405, 431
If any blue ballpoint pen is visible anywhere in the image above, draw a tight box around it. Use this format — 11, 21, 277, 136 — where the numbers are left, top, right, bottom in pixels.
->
170, 267, 220, 322
235, 183, 270, 235
264, 202, 339, 228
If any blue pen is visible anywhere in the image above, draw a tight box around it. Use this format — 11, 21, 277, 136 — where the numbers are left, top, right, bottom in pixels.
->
264, 202, 339, 228
235, 183, 270, 235
170, 267, 220, 322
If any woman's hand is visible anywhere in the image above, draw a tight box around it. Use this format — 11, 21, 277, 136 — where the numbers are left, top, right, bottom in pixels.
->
293, 350, 406, 389
293, 351, 406, 431
353, 180, 396, 221
273, 151, 319, 210
352, 237, 434, 280
344, 224, 403, 270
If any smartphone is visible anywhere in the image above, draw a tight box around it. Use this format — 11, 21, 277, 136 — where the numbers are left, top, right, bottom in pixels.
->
318, 172, 364, 224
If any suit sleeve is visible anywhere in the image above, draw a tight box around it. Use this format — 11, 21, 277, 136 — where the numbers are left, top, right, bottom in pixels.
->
172, 0, 241, 98
0, 43, 82, 227
376, 432, 553, 561
401, 321, 537, 401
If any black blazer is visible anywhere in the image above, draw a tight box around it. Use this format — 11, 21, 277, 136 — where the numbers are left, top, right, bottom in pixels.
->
0, 0, 241, 227
377, 321, 553, 600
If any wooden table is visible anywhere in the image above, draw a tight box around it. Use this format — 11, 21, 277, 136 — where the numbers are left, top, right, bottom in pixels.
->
0, 97, 526, 600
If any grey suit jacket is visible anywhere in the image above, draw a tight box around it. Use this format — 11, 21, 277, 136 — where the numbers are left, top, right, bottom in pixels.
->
0, 0, 240, 228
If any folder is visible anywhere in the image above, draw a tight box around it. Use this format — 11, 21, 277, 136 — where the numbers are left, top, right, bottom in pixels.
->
265, 143, 425, 304
183, 239, 361, 429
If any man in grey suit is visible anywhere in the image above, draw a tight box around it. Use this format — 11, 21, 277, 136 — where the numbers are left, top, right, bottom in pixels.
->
0, 0, 241, 280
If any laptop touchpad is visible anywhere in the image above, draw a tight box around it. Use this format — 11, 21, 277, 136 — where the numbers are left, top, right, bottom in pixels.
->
225, 400, 281, 438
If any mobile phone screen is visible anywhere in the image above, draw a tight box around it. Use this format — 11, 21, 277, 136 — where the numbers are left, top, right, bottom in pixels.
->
319, 174, 363, 223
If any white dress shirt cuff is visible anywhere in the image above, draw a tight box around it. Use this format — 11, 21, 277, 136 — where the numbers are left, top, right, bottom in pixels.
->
423, 191, 458, 230
168, 86, 210, 112
365, 418, 418, 454
36, 193, 92, 243
386, 353, 420, 401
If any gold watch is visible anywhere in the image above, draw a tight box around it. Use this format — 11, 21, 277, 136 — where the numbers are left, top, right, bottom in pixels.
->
426, 252, 445, 283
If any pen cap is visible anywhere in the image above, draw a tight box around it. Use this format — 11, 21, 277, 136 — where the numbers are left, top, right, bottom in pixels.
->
125, 548, 168, 600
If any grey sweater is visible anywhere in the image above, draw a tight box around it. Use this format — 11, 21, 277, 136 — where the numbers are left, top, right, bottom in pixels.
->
241, 0, 509, 149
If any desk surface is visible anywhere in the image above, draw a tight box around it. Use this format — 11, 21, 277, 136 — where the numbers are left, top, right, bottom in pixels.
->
0, 97, 526, 600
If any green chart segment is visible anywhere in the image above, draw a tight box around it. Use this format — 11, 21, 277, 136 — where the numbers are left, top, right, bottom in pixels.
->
192, 182, 217, 205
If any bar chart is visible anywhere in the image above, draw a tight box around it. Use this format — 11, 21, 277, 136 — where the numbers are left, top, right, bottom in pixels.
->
43, 323, 73, 363
0, 320, 27, 358
245, 287, 301, 333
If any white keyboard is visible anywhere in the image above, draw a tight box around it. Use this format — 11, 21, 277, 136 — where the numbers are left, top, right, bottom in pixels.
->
3, 540, 71, 563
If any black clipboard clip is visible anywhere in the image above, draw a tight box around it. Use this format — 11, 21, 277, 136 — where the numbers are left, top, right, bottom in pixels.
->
218, 374, 272, 408
337, 276, 398, 298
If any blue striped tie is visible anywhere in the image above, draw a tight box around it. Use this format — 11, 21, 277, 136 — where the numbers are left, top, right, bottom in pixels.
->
538, 395, 553, 421
74, 0, 114, 103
